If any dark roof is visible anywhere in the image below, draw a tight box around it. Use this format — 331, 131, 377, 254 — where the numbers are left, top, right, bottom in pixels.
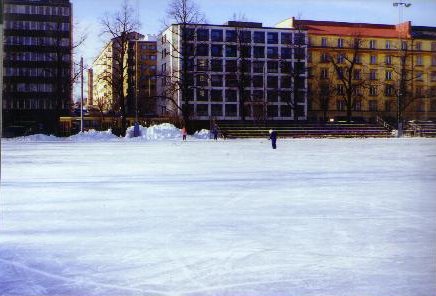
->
412, 26, 436, 40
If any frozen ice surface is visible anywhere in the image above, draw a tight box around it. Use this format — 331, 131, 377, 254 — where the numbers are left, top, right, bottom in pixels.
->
1, 138, 436, 296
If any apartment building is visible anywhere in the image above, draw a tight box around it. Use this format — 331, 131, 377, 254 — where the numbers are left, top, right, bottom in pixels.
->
2, 0, 73, 134
90, 33, 157, 117
157, 21, 308, 122
277, 18, 436, 123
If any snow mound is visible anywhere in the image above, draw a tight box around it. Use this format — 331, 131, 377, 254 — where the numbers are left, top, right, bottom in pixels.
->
69, 129, 119, 142
4, 134, 60, 142
145, 123, 182, 140
193, 129, 211, 139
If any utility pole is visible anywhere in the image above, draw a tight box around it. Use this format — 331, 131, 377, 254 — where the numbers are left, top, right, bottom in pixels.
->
393, 2, 411, 137
80, 57, 84, 133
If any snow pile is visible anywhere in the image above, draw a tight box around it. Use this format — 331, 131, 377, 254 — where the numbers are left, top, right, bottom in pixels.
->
4, 134, 60, 142
193, 129, 211, 139
69, 129, 119, 142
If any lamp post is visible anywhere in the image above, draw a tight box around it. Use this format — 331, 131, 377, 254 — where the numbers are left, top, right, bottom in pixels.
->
393, 2, 411, 137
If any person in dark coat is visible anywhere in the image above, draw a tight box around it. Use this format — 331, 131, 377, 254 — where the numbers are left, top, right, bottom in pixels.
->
269, 129, 277, 149
211, 124, 218, 140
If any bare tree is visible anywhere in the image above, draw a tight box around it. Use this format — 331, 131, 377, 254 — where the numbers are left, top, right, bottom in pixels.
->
100, 0, 140, 135
309, 69, 336, 123
159, 0, 205, 130
326, 36, 371, 122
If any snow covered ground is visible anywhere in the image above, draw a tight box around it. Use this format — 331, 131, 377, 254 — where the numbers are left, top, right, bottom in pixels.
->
1, 133, 436, 296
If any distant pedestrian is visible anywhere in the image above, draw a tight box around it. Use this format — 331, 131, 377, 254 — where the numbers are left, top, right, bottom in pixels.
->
182, 126, 187, 141
211, 124, 218, 140
269, 129, 277, 149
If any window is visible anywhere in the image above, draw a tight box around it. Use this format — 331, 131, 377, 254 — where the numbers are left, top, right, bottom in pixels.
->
241, 46, 251, 58
369, 86, 377, 96
197, 59, 209, 71
385, 70, 393, 80
267, 61, 278, 73
281, 33, 292, 45
225, 90, 237, 102
197, 29, 209, 41
354, 100, 362, 111
353, 69, 361, 80
281, 76, 292, 88
252, 90, 264, 101
267, 47, 278, 59
197, 104, 209, 116
196, 44, 209, 56
267, 105, 278, 117
338, 38, 344, 48
385, 100, 393, 112
320, 68, 328, 79
432, 100, 436, 112
369, 100, 378, 111
416, 71, 424, 81
320, 52, 329, 63
281, 48, 292, 59
337, 84, 344, 95
385, 40, 391, 49
196, 74, 208, 86
225, 45, 237, 57
211, 44, 223, 57
370, 69, 377, 80
253, 61, 265, 73
416, 42, 422, 51
253, 32, 265, 43
432, 72, 436, 81
211, 60, 223, 72
225, 60, 237, 72
267, 91, 278, 102
294, 33, 305, 45
226, 30, 237, 42
432, 42, 436, 52
385, 84, 394, 96
432, 55, 436, 66
337, 53, 345, 64
370, 55, 377, 64
211, 90, 223, 102
385, 55, 392, 65
267, 32, 278, 44
225, 104, 237, 116
196, 89, 209, 101
211, 30, 223, 42
253, 46, 265, 58
211, 75, 223, 87
402, 41, 408, 50
369, 40, 377, 49
240, 31, 251, 43
321, 37, 328, 47
267, 76, 278, 88
252, 76, 264, 88
416, 55, 423, 66
416, 86, 423, 97
336, 99, 346, 111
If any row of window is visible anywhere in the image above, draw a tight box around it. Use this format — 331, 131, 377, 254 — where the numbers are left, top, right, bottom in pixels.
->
4, 67, 70, 77
3, 98, 58, 110
176, 28, 306, 45
193, 75, 304, 89
5, 83, 54, 93
4, 52, 71, 62
185, 103, 302, 118
332, 99, 436, 112
167, 60, 306, 74
319, 67, 436, 81
175, 88, 305, 103
318, 37, 436, 51
318, 52, 436, 66
4, 4, 70, 16
5, 36, 70, 47
4, 20, 70, 31
180, 44, 305, 59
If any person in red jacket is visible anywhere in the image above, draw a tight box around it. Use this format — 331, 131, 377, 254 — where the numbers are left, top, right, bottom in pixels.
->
181, 126, 187, 141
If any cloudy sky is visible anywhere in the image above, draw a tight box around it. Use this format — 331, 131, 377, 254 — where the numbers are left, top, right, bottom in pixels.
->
71, 0, 436, 99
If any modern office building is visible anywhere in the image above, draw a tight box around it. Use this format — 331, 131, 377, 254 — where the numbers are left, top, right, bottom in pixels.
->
157, 21, 308, 122
2, 0, 73, 134
277, 18, 436, 123
90, 33, 157, 117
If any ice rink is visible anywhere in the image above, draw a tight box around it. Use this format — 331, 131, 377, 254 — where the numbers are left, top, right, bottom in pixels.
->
1, 137, 436, 296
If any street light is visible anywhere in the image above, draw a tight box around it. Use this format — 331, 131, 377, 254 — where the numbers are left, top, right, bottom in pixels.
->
393, 2, 411, 138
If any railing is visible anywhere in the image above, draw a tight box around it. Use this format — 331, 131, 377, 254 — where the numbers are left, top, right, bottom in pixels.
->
376, 115, 394, 132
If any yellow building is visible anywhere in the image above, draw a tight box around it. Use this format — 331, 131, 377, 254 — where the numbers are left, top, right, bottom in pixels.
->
277, 18, 436, 124
90, 33, 157, 116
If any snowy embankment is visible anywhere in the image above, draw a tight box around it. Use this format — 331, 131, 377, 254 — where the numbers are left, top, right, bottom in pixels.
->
3, 123, 210, 142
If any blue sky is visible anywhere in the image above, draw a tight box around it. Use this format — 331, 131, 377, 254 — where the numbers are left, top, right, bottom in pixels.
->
71, 0, 436, 99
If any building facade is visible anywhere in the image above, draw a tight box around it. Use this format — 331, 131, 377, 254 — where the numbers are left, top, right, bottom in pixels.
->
277, 18, 436, 123
90, 33, 157, 117
2, 0, 73, 134
157, 21, 308, 122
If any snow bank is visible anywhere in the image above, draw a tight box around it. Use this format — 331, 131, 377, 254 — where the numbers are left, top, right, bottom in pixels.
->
3, 123, 210, 142
69, 129, 119, 142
